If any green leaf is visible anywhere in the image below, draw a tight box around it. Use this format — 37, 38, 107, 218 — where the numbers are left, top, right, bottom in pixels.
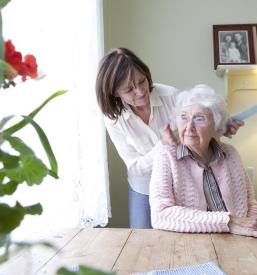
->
0, 149, 19, 187
0, 59, 16, 74
48, 169, 58, 179
0, 180, 19, 196
57, 268, 75, 275
0, 171, 4, 182
0, 0, 11, 9
23, 203, 43, 215
4, 154, 48, 185
0, 202, 42, 234
5, 136, 34, 155
57, 266, 115, 275
0, 149, 19, 168
79, 266, 115, 275
2, 90, 68, 136
21, 115, 58, 178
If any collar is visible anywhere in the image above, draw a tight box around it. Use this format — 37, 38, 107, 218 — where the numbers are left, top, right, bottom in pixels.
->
176, 138, 226, 162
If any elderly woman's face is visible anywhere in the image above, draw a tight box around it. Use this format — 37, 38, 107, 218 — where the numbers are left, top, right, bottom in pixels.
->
176, 104, 215, 151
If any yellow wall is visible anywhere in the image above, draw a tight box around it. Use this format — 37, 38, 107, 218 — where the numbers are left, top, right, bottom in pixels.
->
222, 69, 257, 195
103, 0, 257, 227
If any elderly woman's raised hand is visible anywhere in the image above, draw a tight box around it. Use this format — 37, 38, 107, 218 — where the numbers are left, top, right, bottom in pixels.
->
224, 120, 245, 138
228, 215, 257, 237
161, 124, 178, 145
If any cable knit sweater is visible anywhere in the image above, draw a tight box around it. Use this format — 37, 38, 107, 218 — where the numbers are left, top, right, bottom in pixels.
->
149, 142, 257, 233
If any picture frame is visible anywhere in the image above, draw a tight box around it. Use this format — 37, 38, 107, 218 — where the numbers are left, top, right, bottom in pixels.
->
213, 24, 256, 69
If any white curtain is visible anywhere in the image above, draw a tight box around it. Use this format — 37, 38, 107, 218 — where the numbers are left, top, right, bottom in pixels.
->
1, 0, 110, 237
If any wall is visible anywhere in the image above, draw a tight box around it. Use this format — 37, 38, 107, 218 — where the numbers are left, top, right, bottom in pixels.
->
103, 0, 257, 227
222, 69, 257, 195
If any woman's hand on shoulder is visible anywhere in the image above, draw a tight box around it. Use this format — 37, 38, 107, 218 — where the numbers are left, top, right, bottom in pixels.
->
228, 215, 257, 237
161, 124, 178, 145
224, 120, 244, 138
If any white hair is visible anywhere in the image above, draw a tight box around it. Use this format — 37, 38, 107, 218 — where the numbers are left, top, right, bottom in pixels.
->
176, 84, 230, 136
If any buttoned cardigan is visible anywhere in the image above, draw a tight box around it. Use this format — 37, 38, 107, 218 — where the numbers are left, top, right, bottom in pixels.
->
150, 143, 257, 232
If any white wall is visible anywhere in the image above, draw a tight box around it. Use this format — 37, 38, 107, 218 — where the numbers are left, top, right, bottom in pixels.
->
103, 0, 257, 227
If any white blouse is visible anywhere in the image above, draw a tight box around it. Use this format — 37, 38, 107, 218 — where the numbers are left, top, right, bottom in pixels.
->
104, 83, 178, 195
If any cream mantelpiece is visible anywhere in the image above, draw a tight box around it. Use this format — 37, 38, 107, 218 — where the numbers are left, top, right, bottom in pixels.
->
216, 64, 257, 77
216, 64, 257, 197
215, 64, 257, 107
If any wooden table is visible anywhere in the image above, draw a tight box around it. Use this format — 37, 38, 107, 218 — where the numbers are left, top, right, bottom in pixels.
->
1, 228, 257, 275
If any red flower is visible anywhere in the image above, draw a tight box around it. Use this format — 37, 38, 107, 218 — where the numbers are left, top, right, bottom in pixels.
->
4, 40, 23, 77
21, 54, 38, 81
4, 39, 38, 82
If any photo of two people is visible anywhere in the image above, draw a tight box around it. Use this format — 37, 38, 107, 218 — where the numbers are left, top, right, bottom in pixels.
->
213, 24, 256, 69
219, 31, 249, 63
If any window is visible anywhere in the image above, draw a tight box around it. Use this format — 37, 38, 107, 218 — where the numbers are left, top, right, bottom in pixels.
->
1, 0, 110, 238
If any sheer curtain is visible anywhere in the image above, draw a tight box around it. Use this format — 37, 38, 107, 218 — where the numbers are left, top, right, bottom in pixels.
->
1, 0, 110, 236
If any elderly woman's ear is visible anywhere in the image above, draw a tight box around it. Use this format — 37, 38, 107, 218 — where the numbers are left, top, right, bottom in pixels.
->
224, 120, 245, 138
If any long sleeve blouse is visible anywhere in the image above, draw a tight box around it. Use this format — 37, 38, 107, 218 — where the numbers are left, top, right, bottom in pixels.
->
104, 83, 178, 195
149, 143, 257, 233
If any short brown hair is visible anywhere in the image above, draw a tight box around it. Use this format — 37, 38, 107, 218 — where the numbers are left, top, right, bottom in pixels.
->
95, 48, 153, 120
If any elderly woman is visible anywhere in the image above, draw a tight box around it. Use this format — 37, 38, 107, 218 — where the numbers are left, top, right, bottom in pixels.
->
150, 85, 257, 237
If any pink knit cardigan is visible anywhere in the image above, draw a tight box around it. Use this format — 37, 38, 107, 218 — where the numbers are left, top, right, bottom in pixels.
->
149, 143, 257, 233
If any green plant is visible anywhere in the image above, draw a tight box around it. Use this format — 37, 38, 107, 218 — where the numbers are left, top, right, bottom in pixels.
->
0, 1, 113, 274
0, 0, 67, 264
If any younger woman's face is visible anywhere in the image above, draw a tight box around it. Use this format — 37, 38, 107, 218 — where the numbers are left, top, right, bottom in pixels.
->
115, 69, 150, 108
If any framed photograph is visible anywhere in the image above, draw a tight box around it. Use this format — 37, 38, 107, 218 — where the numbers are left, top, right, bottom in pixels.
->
213, 24, 256, 69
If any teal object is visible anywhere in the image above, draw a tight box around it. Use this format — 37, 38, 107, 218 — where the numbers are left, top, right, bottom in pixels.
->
231, 104, 257, 121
